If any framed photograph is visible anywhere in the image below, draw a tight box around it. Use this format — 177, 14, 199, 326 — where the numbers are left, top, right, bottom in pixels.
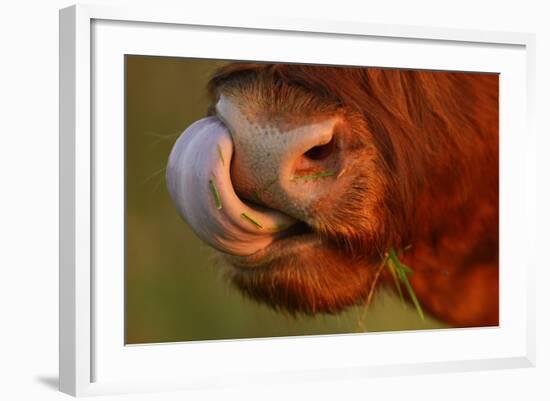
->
59, 4, 536, 397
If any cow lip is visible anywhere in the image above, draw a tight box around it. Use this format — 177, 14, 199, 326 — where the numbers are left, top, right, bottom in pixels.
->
222, 221, 320, 268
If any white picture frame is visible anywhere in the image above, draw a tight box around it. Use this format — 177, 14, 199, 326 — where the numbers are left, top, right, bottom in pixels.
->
59, 3, 536, 397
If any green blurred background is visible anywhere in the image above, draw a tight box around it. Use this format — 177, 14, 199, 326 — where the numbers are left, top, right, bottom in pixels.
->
124, 55, 446, 344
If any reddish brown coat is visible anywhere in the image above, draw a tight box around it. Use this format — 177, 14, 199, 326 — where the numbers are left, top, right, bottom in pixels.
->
209, 63, 498, 328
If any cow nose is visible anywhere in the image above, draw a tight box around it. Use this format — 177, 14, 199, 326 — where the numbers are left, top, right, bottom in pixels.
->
216, 96, 342, 222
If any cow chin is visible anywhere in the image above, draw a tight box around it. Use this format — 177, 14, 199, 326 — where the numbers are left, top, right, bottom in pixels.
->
220, 229, 374, 315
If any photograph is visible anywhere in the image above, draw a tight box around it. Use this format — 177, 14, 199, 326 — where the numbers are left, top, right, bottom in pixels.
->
125, 56, 499, 344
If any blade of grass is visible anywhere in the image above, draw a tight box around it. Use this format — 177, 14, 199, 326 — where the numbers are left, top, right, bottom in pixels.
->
386, 258, 404, 303
216, 144, 225, 166
399, 263, 413, 274
241, 212, 263, 229
398, 269, 425, 320
208, 179, 222, 210
291, 171, 336, 181
388, 248, 424, 320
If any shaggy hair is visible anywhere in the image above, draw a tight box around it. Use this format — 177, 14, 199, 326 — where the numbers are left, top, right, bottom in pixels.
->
207, 63, 499, 327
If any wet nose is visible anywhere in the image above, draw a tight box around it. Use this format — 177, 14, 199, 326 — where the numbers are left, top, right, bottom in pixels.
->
216, 96, 342, 222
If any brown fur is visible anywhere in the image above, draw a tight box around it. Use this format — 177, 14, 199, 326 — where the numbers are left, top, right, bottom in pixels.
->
208, 63, 499, 328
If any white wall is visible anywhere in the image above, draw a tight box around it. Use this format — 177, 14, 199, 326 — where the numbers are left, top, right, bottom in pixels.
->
0, 0, 548, 400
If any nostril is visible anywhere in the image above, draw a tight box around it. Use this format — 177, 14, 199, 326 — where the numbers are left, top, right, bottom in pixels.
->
304, 136, 336, 161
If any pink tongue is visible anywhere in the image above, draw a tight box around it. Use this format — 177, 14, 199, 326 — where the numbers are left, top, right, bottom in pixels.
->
166, 117, 296, 257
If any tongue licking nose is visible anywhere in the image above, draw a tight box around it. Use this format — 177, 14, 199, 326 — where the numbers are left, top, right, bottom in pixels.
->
166, 117, 296, 257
